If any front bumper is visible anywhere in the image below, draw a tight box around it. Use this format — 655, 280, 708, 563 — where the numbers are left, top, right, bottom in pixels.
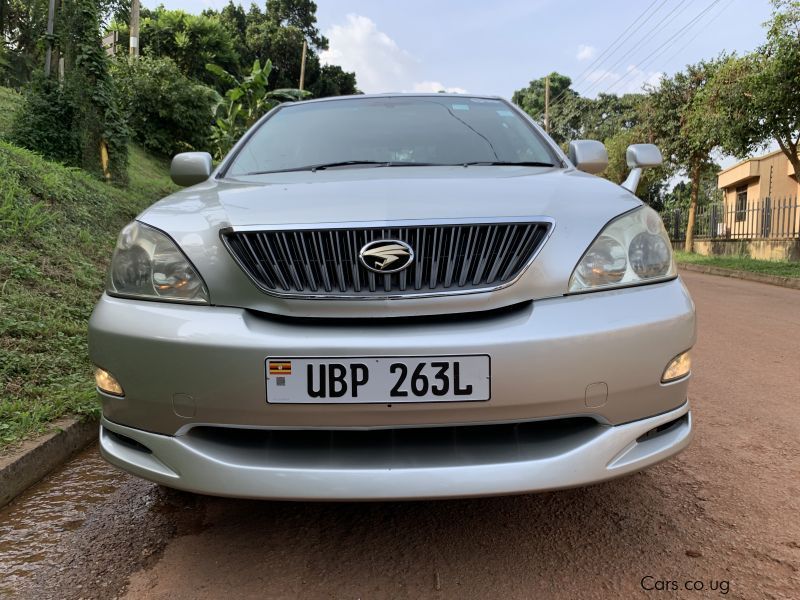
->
89, 277, 696, 434
100, 401, 692, 500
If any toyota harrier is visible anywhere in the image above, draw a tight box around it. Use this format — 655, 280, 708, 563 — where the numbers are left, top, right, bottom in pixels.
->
90, 94, 695, 500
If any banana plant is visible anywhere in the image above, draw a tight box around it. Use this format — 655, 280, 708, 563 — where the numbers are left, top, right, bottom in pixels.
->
206, 59, 309, 160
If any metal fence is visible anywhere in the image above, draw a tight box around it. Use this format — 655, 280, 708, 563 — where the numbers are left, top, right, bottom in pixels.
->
661, 197, 800, 242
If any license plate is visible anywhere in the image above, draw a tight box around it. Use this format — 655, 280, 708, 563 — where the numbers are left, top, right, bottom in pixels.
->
265, 355, 491, 404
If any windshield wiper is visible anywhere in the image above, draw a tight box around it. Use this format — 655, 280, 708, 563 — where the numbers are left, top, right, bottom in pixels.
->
460, 161, 555, 168
245, 161, 441, 175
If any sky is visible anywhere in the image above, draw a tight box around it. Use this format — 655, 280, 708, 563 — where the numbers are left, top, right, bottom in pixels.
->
146, 0, 775, 99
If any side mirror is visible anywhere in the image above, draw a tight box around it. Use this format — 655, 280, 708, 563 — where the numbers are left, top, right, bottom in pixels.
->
171, 152, 213, 187
622, 144, 662, 193
626, 144, 662, 169
567, 140, 608, 174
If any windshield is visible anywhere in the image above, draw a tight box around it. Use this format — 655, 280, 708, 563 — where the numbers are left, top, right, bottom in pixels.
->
226, 96, 557, 176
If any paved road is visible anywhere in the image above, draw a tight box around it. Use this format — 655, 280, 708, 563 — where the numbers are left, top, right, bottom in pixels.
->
2, 272, 798, 599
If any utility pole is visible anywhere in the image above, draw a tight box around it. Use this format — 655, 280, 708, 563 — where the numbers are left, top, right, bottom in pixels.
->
44, 0, 56, 76
544, 76, 550, 134
299, 38, 307, 91
130, 0, 140, 57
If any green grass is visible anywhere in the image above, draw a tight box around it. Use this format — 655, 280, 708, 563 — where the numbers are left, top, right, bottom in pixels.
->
675, 251, 800, 279
0, 89, 176, 449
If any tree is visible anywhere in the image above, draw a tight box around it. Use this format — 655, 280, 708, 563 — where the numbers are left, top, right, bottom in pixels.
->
114, 7, 240, 88
644, 60, 724, 251
707, 0, 800, 182
206, 58, 308, 159
575, 92, 645, 141
512, 72, 578, 144
120, 1, 358, 98
266, 0, 327, 50
0, 0, 49, 87
661, 164, 722, 212
307, 63, 358, 97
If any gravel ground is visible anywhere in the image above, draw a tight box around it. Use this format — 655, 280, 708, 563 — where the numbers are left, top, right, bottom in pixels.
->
2, 271, 798, 600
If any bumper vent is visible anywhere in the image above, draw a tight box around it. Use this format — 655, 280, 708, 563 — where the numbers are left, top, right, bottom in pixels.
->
223, 221, 551, 298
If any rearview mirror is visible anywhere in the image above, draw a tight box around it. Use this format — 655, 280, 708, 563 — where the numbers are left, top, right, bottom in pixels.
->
567, 140, 608, 174
622, 144, 663, 193
171, 152, 213, 187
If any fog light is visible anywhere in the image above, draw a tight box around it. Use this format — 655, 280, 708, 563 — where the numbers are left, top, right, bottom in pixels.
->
95, 367, 124, 396
662, 351, 691, 383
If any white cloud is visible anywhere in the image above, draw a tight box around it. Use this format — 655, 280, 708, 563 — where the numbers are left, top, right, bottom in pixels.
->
411, 81, 468, 94
319, 14, 465, 94
576, 44, 596, 61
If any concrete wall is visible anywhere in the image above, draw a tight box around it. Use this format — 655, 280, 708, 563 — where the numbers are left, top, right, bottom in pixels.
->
677, 239, 800, 261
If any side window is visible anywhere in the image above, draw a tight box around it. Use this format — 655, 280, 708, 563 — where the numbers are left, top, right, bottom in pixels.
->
735, 186, 747, 222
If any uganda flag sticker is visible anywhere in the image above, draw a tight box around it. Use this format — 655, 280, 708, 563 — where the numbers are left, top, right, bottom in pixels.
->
269, 360, 292, 376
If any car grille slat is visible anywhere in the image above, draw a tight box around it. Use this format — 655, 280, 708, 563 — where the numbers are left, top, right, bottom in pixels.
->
294, 231, 318, 292
224, 221, 550, 298
277, 231, 304, 291
487, 223, 516, 284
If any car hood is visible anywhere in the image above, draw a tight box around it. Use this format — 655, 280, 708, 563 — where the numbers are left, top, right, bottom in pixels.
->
138, 166, 642, 318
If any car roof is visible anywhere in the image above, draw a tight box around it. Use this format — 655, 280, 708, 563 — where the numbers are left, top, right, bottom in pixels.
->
293, 93, 507, 106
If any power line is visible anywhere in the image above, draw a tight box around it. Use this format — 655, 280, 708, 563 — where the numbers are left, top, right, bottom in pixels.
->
600, 0, 726, 95
548, 0, 691, 114
545, 0, 667, 110
579, 0, 694, 97
565, 0, 666, 91
657, 0, 736, 69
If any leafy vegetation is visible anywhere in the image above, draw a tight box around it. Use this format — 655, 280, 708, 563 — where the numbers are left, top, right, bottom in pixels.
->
111, 56, 217, 157
660, 165, 722, 212
0, 88, 175, 449
106, 1, 358, 97
0, 85, 20, 137
10, 77, 80, 165
706, 0, 800, 183
2, 1, 358, 175
111, 6, 241, 88
10, 0, 129, 183
0, 0, 49, 88
675, 251, 800, 279
207, 58, 308, 159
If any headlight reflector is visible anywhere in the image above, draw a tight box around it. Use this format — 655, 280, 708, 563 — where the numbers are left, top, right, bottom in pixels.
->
629, 232, 672, 278
107, 222, 209, 303
569, 206, 676, 292
573, 235, 627, 288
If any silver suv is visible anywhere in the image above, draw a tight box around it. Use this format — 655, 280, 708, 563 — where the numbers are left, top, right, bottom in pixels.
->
90, 94, 695, 500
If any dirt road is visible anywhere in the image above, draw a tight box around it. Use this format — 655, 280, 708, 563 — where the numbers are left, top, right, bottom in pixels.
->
2, 271, 798, 599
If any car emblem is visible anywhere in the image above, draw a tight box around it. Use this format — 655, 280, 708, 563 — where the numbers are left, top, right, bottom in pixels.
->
359, 240, 415, 274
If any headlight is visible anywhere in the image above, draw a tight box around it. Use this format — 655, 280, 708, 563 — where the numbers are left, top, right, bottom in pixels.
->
569, 206, 676, 293
107, 221, 209, 303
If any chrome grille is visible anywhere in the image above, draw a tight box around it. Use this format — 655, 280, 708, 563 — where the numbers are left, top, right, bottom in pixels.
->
224, 220, 551, 298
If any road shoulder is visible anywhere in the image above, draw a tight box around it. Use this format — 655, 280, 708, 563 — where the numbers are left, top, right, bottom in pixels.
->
0, 417, 98, 508
678, 262, 800, 290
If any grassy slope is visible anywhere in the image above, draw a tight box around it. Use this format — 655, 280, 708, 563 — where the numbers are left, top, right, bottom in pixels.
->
675, 251, 800, 279
0, 88, 176, 448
